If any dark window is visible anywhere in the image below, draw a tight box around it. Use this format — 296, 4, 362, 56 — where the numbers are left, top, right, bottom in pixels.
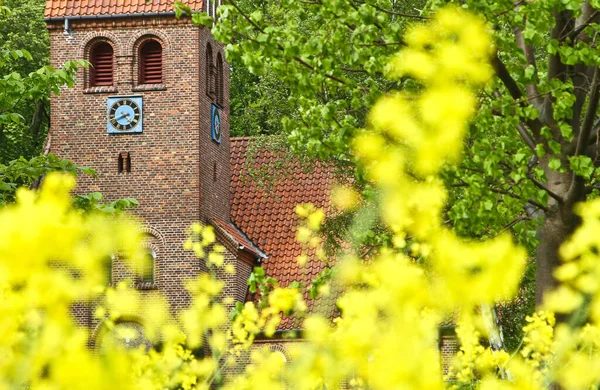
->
118, 152, 131, 174
216, 52, 224, 106
126, 152, 131, 173
206, 44, 215, 98
139, 40, 162, 84
106, 255, 113, 284
118, 153, 124, 173
90, 42, 113, 86
141, 250, 155, 283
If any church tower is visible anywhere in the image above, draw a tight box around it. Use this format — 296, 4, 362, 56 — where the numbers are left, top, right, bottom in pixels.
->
44, 1, 255, 343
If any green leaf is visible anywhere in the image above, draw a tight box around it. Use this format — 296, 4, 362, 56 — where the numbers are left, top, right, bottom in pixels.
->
549, 158, 562, 171
569, 155, 594, 180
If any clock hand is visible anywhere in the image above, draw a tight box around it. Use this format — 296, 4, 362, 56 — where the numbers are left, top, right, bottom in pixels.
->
115, 112, 132, 123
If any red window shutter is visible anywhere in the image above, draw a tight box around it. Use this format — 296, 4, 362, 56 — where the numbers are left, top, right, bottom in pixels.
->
90, 42, 113, 86
140, 41, 162, 84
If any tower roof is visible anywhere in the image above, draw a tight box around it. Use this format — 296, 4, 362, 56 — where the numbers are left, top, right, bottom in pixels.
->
45, 0, 204, 19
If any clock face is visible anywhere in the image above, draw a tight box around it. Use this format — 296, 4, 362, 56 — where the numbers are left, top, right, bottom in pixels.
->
211, 104, 222, 144
107, 96, 143, 133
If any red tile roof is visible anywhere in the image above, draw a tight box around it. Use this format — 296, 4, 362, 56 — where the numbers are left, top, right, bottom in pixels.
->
45, 0, 204, 18
230, 137, 340, 329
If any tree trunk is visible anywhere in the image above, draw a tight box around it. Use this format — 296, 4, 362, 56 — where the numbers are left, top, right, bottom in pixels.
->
535, 163, 583, 306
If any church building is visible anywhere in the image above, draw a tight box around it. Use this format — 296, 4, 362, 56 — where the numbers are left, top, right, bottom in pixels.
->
44, 0, 338, 358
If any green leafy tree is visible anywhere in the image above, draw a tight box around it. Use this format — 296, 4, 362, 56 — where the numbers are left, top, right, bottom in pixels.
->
177, 0, 600, 339
0, 0, 71, 163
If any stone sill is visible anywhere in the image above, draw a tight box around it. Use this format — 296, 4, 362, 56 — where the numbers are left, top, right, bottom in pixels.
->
107, 281, 157, 290
84, 86, 118, 94
133, 84, 167, 92
135, 281, 158, 290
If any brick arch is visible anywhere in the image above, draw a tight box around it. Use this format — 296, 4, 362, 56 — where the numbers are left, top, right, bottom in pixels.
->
269, 343, 292, 362
130, 32, 170, 87
127, 30, 171, 53
90, 314, 155, 350
140, 226, 166, 248
78, 31, 121, 59
80, 33, 120, 89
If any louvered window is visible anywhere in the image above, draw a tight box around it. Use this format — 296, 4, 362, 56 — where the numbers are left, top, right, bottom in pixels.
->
216, 53, 224, 106
90, 42, 113, 86
139, 40, 163, 84
206, 44, 215, 98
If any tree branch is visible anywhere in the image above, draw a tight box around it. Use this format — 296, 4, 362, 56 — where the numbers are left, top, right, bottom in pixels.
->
492, 53, 544, 137
514, 22, 543, 111
528, 173, 564, 203
357, 41, 405, 47
494, 0, 525, 17
526, 156, 564, 203
497, 214, 532, 234
368, 3, 431, 20
232, 31, 347, 85
565, 9, 598, 42
548, 10, 571, 85
576, 66, 600, 156
487, 186, 548, 212
517, 122, 537, 151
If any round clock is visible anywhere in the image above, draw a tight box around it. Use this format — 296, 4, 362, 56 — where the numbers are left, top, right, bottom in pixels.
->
108, 98, 142, 132
211, 104, 222, 143
213, 110, 221, 140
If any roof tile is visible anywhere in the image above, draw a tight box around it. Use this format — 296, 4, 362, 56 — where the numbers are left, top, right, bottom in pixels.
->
45, 0, 204, 18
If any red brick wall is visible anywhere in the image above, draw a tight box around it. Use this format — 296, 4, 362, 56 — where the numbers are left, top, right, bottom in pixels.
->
440, 334, 459, 376
47, 15, 232, 342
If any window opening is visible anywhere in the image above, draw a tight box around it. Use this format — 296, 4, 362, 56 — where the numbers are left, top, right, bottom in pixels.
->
139, 40, 163, 84
213, 161, 217, 182
106, 255, 114, 285
141, 249, 155, 284
118, 152, 131, 174
90, 42, 113, 86
216, 53, 224, 106
206, 44, 215, 98
126, 152, 131, 173
118, 153, 124, 174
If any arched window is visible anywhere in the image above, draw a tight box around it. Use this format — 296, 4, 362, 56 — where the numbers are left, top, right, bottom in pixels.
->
90, 41, 113, 86
216, 52, 224, 106
206, 43, 215, 98
106, 254, 114, 285
140, 249, 155, 284
139, 40, 163, 84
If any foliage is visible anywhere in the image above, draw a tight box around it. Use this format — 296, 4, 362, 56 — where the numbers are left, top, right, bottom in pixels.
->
229, 56, 295, 137
202, 0, 542, 343
0, 0, 81, 162
205, 0, 600, 347
0, 154, 94, 205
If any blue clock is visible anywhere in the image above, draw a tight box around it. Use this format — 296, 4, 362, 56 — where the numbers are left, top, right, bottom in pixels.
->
107, 96, 143, 134
211, 104, 222, 144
